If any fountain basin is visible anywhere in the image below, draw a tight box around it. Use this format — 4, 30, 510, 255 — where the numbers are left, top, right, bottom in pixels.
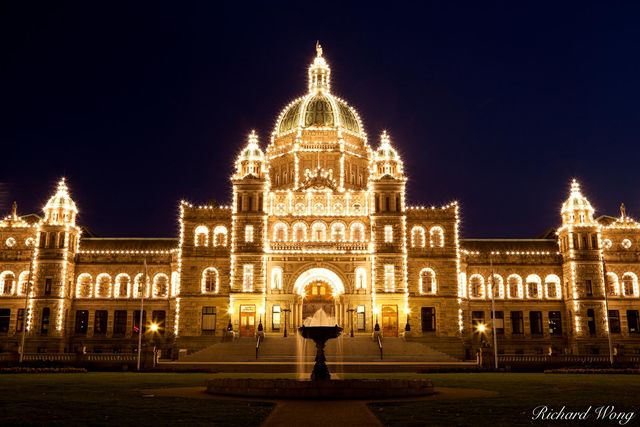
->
205, 378, 435, 399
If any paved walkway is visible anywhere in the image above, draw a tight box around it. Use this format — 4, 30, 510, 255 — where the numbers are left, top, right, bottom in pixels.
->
146, 386, 496, 427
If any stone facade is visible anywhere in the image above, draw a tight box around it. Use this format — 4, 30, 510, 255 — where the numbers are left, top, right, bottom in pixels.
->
1, 46, 639, 359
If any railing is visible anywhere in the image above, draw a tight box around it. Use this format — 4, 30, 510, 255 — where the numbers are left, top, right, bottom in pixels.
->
19, 353, 138, 363
269, 241, 369, 252
255, 334, 262, 360
498, 354, 640, 365
376, 334, 383, 360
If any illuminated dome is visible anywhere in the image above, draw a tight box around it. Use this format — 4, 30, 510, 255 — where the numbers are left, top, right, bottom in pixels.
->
274, 43, 363, 137
561, 179, 595, 225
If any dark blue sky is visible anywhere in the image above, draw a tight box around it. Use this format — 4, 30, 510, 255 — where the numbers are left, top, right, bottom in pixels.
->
2, 2, 639, 238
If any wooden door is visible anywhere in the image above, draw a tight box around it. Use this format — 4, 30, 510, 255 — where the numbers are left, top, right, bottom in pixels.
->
381, 305, 398, 337
239, 305, 256, 337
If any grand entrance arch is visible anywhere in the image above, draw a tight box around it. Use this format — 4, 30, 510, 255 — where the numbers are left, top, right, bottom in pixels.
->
293, 268, 345, 321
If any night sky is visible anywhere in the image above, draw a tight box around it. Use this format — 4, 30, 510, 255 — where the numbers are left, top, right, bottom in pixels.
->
2, 2, 640, 238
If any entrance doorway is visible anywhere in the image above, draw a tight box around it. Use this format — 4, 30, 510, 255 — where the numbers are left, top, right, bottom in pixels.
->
302, 281, 335, 320
239, 304, 256, 337
381, 305, 398, 337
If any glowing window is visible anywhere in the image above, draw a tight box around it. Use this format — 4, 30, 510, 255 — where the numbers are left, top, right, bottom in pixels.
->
507, 274, 523, 299
429, 226, 444, 248
194, 225, 209, 247
350, 222, 365, 242
201, 268, 219, 294
331, 222, 346, 241
293, 222, 307, 241
243, 264, 254, 292
384, 265, 395, 292
487, 274, 504, 299
411, 226, 426, 248
76, 274, 93, 299
213, 226, 228, 247
311, 222, 327, 241
271, 267, 283, 290
469, 274, 484, 299
525, 274, 542, 299
384, 225, 393, 243
245, 225, 254, 243
153, 274, 169, 298
273, 223, 288, 242
114, 274, 131, 298
95, 273, 112, 298
545, 274, 562, 299
419, 268, 436, 294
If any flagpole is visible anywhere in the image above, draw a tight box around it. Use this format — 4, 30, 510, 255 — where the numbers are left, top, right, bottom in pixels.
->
137, 259, 147, 371
489, 256, 498, 370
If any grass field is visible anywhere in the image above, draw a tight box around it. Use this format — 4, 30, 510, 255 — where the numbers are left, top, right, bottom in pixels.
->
0, 372, 273, 427
369, 373, 640, 426
1, 372, 638, 426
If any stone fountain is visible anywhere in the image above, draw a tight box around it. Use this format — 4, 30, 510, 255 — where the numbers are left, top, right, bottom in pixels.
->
205, 309, 434, 399
298, 311, 343, 381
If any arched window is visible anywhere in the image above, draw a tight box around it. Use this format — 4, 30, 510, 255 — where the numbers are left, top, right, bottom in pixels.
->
469, 274, 484, 299
133, 273, 150, 298
507, 274, 523, 299
171, 271, 179, 296
411, 226, 426, 248
606, 272, 619, 296
153, 273, 169, 298
350, 222, 365, 242
355, 267, 367, 290
18, 271, 30, 296
419, 268, 437, 294
75, 273, 93, 299
201, 268, 219, 294
487, 274, 504, 299
331, 222, 346, 241
213, 225, 228, 247
525, 274, 542, 299
311, 222, 327, 241
545, 274, 562, 299
293, 222, 307, 242
95, 273, 112, 298
271, 267, 283, 290
622, 272, 638, 297
114, 273, 131, 298
0, 271, 16, 295
273, 223, 288, 242
429, 226, 444, 248
458, 272, 467, 297
194, 225, 209, 247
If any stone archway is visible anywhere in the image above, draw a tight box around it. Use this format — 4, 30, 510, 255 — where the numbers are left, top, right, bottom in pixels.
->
293, 268, 345, 321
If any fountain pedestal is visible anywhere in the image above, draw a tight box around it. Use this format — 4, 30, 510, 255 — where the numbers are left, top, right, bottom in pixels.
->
298, 325, 342, 381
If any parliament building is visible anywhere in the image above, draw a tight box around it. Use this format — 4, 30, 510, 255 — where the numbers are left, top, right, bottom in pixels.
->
1, 46, 639, 360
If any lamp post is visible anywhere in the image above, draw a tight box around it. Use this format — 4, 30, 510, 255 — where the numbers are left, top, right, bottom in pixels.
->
136, 259, 148, 371
19, 257, 34, 364
603, 260, 615, 366
489, 258, 499, 370
347, 306, 355, 337
282, 307, 291, 337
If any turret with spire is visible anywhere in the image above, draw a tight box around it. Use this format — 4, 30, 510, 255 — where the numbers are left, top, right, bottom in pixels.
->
308, 41, 331, 93
43, 178, 78, 226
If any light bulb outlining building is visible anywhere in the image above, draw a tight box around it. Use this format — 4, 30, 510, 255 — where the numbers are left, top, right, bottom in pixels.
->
0, 45, 639, 359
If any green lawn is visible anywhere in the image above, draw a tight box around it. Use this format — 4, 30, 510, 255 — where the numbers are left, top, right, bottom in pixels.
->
0, 372, 273, 427
369, 373, 640, 426
1, 372, 638, 426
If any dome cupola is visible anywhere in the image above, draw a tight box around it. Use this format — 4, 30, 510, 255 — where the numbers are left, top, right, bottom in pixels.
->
234, 130, 266, 179
372, 131, 404, 179
273, 43, 363, 138
561, 179, 595, 225
44, 178, 78, 225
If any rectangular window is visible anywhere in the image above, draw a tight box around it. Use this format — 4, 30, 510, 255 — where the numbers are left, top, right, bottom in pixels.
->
41, 307, 50, 335
548, 311, 562, 336
510, 311, 524, 334
591, 234, 598, 249
152, 310, 166, 335
94, 310, 108, 335
113, 310, 127, 336
587, 308, 596, 335
608, 310, 621, 333
16, 308, 25, 333
202, 307, 217, 333
472, 311, 485, 331
384, 225, 393, 243
585, 280, 593, 296
491, 311, 504, 334
133, 310, 147, 334
356, 305, 365, 331
421, 307, 436, 332
627, 310, 639, 334
0, 309, 9, 335
75, 310, 89, 335
243, 264, 254, 292
44, 277, 52, 296
530, 311, 543, 335
245, 225, 254, 243
272, 305, 281, 331
384, 265, 395, 292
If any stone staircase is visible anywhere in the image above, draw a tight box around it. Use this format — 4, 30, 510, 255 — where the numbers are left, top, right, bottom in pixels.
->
180, 335, 461, 363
